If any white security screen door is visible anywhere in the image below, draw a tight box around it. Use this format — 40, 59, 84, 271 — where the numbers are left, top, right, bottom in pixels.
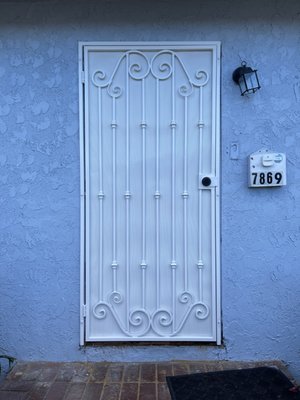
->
79, 42, 220, 343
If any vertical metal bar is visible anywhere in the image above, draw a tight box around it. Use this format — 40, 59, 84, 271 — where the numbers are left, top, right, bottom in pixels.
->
83, 46, 91, 342
172, 267, 176, 330
214, 44, 222, 344
98, 87, 104, 301
125, 54, 131, 330
211, 45, 220, 342
211, 59, 216, 314
198, 86, 204, 302
142, 79, 146, 264
112, 96, 118, 291
171, 56, 176, 267
183, 96, 189, 292
155, 78, 161, 309
79, 43, 86, 345
170, 53, 177, 331
142, 268, 146, 310
141, 78, 147, 310
211, 187, 216, 333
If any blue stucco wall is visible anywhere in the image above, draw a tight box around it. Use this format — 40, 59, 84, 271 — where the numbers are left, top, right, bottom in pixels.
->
0, 0, 299, 380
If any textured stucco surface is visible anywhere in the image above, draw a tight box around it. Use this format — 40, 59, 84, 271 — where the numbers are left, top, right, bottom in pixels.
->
0, 0, 299, 380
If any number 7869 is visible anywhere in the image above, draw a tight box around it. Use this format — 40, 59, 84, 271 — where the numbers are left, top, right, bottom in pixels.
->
251, 172, 282, 185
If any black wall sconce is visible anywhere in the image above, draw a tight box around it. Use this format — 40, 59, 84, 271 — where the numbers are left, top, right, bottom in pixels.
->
232, 61, 261, 96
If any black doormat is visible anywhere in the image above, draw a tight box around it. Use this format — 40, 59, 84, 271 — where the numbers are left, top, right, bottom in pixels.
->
166, 367, 300, 400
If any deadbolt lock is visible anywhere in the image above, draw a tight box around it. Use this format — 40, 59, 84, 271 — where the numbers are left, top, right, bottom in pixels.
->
202, 177, 212, 187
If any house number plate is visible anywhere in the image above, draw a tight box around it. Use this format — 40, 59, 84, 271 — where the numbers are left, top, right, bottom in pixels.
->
248, 150, 287, 188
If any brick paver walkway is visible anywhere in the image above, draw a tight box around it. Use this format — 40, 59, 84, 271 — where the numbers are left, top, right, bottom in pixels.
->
0, 360, 290, 399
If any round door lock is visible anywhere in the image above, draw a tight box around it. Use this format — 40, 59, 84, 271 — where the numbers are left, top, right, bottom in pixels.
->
202, 177, 211, 187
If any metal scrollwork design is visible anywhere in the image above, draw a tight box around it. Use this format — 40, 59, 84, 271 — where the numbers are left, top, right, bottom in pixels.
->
93, 299, 209, 336
168, 302, 210, 336
192, 70, 209, 87
93, 301, 130, 336
107, 84, 123, 98
92, 70, 110, 88
93, 302, 109, 319
129, 309, 151, 336
194, 302, 209, 320
109, 291, 123, 304
151, 309, 173, 336
178, 291, 193, 304
151, 51, 173, 80
178, 83, 193, 97
128, 51, 150, 80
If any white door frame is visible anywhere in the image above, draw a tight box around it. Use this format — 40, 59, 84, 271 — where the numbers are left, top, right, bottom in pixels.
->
79, 42, 221, 345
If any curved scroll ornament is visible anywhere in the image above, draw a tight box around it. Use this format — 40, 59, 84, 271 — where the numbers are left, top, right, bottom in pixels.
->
109, 291, 123, 304
93, 298, 127, 336
176, 59, 208, 96
194, 302, 209, 320
107, 84, 122, 98
192, 70, 209, 87
150, 299, 209, 337
92, 299, 209, 337
93, 303, 151, 337
93, 302, 125, 329
150, 50, 209, 97
151, 51, 173, 80
178, 83, 193, 97
128, 51, 150, 80
171, 302, 210, 337
92, 51, 150, 98
93, 302, 109, 320
92, 301, 129, 336
178, 291, 193, 304
92, 70, 110, 88
92, 50, 209, 101
129, 309, 151, 337
151, 309, 173, 336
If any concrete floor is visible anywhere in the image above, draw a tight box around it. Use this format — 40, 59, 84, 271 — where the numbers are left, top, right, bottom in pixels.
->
0, 360, 293, 400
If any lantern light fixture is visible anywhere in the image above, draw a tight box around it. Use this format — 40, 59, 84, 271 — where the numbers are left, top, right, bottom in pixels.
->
232, 61, 261, 96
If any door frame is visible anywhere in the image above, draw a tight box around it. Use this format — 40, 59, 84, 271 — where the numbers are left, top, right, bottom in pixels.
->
78, 41, 221, 345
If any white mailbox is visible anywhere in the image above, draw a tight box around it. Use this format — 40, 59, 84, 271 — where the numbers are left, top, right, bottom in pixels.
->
249, 149, 287, 188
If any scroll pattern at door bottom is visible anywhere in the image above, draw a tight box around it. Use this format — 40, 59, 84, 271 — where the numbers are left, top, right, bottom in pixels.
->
92, 294, 209, 337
